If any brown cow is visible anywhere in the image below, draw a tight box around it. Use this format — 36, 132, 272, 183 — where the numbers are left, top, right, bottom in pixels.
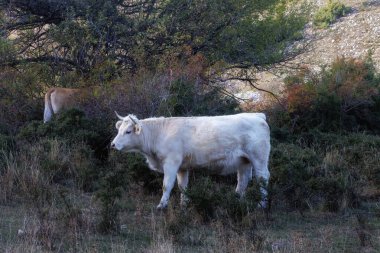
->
43, 87, 93, 123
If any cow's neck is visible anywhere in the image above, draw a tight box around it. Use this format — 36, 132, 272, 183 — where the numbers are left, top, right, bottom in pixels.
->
137, 120, 161, 156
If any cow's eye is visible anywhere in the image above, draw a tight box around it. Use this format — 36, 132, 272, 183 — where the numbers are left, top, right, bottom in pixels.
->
121, 130, 131, 135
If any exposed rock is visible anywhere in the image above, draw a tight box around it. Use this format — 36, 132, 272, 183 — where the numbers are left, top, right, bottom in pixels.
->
253, 0, 380, 95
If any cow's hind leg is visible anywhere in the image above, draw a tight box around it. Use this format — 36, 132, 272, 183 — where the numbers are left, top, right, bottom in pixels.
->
177, 169, 189, 207
250, 141, 270, 208
236, 163, 252, 197
43, 104, 53, 123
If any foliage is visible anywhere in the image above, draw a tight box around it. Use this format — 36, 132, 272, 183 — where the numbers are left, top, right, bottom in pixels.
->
278, 57, 380, 133
270, 142, 321, 211
185, 177, 221, 221
17, 109, 112, 160
185, 176, 261, 222
0, 67, 43, 133
109, 152, 162, 194
95, 166, 128, 233
0, 37, 15, 63
269, 131, 380, 212
161, 78, 240, 117
313, 1, 351, 28
219, 183, 262, 222
0, 0, 308, 80
0, 134, 15, 153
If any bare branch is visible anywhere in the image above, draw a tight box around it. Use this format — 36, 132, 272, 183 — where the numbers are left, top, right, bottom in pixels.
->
0, 56, 87, 72
214, 76, 286, 109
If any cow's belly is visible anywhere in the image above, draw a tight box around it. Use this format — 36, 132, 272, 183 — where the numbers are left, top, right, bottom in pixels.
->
181, 151, 249, 175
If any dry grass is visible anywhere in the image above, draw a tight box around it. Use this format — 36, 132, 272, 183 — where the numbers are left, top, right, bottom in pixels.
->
0, 181, 380, 252
1, 144, 380, 252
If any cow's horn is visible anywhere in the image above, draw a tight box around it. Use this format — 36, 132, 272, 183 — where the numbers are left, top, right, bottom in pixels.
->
115, 111, 124, 120
129, 115, 137, 125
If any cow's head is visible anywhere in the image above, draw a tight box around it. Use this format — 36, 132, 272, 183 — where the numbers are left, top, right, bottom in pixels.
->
111, 112, 142, 151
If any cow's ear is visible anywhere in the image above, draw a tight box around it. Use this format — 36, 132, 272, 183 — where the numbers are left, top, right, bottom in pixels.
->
115, 121, 122, 130
134, 124, 142, 135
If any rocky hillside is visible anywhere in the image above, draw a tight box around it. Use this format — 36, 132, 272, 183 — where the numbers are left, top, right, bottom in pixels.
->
300, 0, 380, 70
251, 0, 380, 96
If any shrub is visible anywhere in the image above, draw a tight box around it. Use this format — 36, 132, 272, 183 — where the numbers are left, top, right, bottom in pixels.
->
314, 149, 360, 211
17, 108, 112, 161
25, 139, 97, 189
0, 38, 16, 63
159, 77, 240, 117
185, 175, 261, 222
185, 177, 222, 221
0, 67, 43, 133
270, 143, 321, 211
0, 134, 15, 153
313, 1, 351, 28
219, 182, 261, 223
96, 151, 162, 233
95, 166, 128, 233
107, 151, 162, 194
277, 57, 380, 134
3, 133, 99, 194
269, 130, 380, 212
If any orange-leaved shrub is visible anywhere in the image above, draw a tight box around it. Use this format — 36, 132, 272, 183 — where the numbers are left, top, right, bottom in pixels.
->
279, 57, 380, 133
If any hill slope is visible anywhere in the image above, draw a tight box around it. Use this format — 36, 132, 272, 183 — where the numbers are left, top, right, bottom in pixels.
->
252, 0, 380, 96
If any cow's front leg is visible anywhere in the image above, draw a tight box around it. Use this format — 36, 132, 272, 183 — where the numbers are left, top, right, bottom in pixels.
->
157, 158, 181, 210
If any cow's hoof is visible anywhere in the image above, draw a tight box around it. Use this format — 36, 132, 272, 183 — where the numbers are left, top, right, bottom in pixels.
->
257, 200, 267, 209
235, 192, 243, 199
180, 202, 188, 210
156, 203, 167, 211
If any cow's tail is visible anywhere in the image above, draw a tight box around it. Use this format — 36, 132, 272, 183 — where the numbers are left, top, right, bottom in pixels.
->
43, 88, 55, 123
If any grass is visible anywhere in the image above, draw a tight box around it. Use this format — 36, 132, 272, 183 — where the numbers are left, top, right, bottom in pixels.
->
262, 211, 380, 252
0, 184, 379, 253
313, 1, 351, 28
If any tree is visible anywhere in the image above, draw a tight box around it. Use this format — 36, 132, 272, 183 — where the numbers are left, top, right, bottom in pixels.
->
0, 0, 308, 83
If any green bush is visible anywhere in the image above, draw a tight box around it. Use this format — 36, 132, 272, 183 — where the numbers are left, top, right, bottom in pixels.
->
313, 1, 350, 28
95, 166, 128, 233
0, 65, 47, 134
269, 131, 380, 212
312, 152, 359, 211
108, 151, 162, 194
20, 139, 97, 189
219, 183, 261, 222
160, 78, 240, 117
270, 143, 320, 211
185, 177, 221, 221
0, 134, 15, 153
0, 38, 16, 62
18, 109, 112, 161
185, 175, 261, 222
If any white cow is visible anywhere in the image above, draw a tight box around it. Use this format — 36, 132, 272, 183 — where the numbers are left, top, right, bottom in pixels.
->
111, 113, 271, 209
